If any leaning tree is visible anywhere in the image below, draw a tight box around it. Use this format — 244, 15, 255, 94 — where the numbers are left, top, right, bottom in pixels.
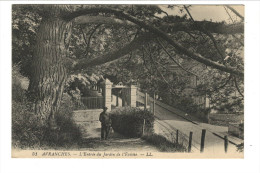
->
13, 5, 244, 129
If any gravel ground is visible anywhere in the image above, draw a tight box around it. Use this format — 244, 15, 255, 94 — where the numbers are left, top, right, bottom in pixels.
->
78, 131, 159, 152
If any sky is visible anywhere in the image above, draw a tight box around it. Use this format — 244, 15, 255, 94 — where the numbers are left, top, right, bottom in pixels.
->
159, 5, 244, 23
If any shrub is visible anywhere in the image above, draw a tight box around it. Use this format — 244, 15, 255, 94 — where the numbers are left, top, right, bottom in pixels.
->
52, 93, 82, 147
12, 66, 82, 149
110, 107, 154, 138
236, 142, 244, 152
142, 134, 186, 152
12, 65, 46, 148
12, 64, 28, 102
12, 93, 83, 149
12, 100, 47, 149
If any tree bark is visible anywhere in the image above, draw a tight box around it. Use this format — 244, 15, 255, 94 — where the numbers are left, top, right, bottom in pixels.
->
29, 7, 72, 129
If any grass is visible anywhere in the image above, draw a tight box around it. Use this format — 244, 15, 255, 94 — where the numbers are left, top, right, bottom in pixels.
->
142, 134, 186, 152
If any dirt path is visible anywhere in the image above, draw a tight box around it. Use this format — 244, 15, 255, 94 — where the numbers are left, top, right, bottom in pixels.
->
73, 110, 159, 152
78, 131, 159, 152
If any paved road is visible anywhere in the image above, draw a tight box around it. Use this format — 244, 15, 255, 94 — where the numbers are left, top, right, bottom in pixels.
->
112, 93, 243, 156
153, 103, 243, 156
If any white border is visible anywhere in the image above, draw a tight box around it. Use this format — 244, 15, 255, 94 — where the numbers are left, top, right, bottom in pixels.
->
1, 1, 260, 173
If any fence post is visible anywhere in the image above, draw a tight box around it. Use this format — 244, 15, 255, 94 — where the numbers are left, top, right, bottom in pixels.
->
200, 129, 206, 153
188, 131, 193, 153
153, 93, 155, 116
116, 91, 119, 106
144, 93, 148, 109
176, 130, 179, 144
207, 113, 210, 124
122, 95, 126, 106
224, 135, 228, 153
142, 119, 146, 136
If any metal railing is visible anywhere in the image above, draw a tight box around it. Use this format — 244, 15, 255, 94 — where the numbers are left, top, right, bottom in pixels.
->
81, 96, 104, 109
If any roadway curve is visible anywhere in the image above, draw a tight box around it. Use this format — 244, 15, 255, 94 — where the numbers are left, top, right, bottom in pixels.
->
137, 92, 243, 156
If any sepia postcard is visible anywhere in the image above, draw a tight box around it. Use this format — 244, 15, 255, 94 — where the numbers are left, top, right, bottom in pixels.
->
10, 3, 245, 160
2, 1, 260, 173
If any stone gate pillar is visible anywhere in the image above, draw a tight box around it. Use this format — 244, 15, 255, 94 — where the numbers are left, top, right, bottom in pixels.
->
122, 88, 127, 106
101, 79, 113, 111
130, 85, 137, 107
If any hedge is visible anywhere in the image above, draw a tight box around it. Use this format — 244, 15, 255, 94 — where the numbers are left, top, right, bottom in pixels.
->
110, 107, 154, 138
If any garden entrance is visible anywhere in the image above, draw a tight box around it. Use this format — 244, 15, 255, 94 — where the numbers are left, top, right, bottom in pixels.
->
111, 82, 137, 110
102, 79, 137, 111
78, 78, 137, 111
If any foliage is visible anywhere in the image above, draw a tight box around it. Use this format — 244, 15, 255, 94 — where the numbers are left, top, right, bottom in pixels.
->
12, 100, 45, 149
97, 34, 243, 114
12, 94, 83, 149
46, 93, 82, 148
12, 5, 244, 131
12, 65, 46, 148
209, 113, 243, 127
110, 107, 154, 137
142, 134, 186, 152
65, 73, 102, 97
168, 95, 210, 121
12, 66, 82, 149
12, 64, 28, 102
236, 142, 244, 152
196, 67, 244, 113
12, 5, 42, 78
64, 73, 104, 109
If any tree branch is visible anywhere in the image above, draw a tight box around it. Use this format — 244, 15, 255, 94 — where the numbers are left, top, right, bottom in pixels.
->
224, 6, 244, 47
157, 38, 199, 77
224, 6, 234, 23
74, 15, 135, 26
163, 21, 243, 35
160, 10, 169, 17
184, 5, 225, 60
83, 24, 101, 57
64, 8, 244, 34
203, 31, 225, 60
233, 76, 244, 98
183, 5, 194, 21
141, 46, 154, 76
225, 5, 244, 21
73, 33, 153, 70
80, 26, 88, 45
144, 46, 173, 91
64, 7, 244, 76
123, 52, 133, 67
210, 75, 232, 93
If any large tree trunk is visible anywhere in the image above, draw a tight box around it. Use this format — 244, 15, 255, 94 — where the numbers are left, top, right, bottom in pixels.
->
29, 7, 72, 129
